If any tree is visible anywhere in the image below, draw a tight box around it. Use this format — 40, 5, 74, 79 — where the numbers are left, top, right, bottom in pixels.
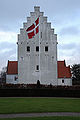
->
1, 67, 7, 83
71, 64, 80, 85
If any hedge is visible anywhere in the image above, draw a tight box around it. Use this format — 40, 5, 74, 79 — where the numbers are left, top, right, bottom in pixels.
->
0, 88, 80, 97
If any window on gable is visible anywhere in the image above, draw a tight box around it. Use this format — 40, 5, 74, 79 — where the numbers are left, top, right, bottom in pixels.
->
27, 46, 30, 52
36, 65, 39, 71
41, 32, 42, 38
36, 46, 39, 52
45, 46, 48, 52
14, 76, 18, 81
62, 79, 64, 83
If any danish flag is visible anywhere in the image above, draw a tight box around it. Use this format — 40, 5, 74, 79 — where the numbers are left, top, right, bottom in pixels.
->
26, 17, 39, 39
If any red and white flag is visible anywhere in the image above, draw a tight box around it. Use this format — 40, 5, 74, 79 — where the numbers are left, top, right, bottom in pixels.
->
26, 17, 39, 39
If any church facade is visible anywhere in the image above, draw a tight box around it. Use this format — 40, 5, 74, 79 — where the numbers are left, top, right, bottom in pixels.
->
6, 60, 72, 86
18, 6, 58, 85
6, 6, 72, 86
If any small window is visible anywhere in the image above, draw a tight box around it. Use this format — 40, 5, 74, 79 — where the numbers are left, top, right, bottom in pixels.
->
36, 65, 39, 71
62, 79, 64, 83
41, 32, 42, 38
45, 46, 48, 52
14, 76, 18, 81
36, 46, 39, 52
21, 57, 24, 61
27, 46, 30, 52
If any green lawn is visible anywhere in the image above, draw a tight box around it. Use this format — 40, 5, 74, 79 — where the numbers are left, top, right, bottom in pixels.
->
0, 97, 80, 114
0, 116, 80, 120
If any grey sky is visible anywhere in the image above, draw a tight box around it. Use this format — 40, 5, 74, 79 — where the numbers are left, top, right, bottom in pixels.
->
0, 0, 80, 71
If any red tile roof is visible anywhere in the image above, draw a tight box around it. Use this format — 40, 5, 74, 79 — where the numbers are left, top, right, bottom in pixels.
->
7, 61, 18, 74
58, 60, 71, 78
7, 60, 71, 78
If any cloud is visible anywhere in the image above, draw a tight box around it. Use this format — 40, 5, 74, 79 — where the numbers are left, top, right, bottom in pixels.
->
0, 0, 80, 32
0, 42, 17, 71
58, 50, 80, 66
0, 23, 22, 32
58, 43, 77, 50
0, 31, 17, 43
58, 42, 80, 65
58, 33, 80, 45
0, 48, 12, 54
0, 0, 80, 70
59, 26, 80, 36
0, 42, 16, 49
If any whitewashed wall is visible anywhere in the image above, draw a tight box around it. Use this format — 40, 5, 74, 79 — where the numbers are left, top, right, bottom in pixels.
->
18, 6, 58, 85
58, 78, 72, 86
6, 75, 18, 84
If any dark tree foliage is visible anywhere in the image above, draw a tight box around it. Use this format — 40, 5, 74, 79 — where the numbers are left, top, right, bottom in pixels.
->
0, 67, 7, 83
71, 64, 80, 85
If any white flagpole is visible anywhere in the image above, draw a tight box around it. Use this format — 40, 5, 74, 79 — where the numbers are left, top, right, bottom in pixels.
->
39, 16, 41, 83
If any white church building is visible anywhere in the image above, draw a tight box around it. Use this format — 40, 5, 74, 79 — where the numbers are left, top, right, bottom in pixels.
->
6, 6, 72, 86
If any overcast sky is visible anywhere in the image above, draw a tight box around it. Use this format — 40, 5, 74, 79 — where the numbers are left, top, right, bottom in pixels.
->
0, 0, 80, 71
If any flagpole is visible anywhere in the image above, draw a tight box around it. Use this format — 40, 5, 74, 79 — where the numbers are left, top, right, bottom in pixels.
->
39, 16, 41, 83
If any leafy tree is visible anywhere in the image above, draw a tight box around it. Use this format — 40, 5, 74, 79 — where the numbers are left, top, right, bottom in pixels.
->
71, 64, 80, 85
1, 67, 7, 83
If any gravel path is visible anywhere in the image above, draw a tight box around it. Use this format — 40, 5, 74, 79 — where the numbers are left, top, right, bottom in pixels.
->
0, 112, 80, 118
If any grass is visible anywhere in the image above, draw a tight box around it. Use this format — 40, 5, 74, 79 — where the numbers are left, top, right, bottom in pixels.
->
0, 97, 80, 114
0, 116, 80, 120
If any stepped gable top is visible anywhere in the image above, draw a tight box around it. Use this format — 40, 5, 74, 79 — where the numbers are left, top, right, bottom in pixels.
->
58, 60, 71, 78
7, 61, 71, 78
7, 61, 18, 74
34, 6, 40, 12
